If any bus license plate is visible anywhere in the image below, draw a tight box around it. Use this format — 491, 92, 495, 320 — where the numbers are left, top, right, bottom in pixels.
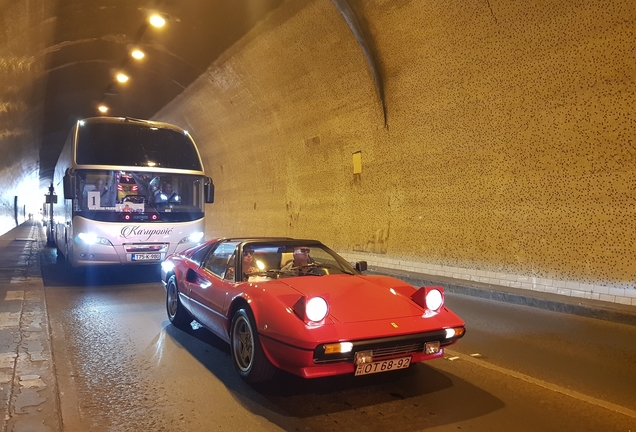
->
132, 253, 161, 261
354, 356, 411, 376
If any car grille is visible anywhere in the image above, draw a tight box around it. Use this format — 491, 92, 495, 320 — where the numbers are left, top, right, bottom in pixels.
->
371, 342, 423, 358
313, 329, 458, 364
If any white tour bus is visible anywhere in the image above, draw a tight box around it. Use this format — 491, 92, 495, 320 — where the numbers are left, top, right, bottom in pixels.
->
52, 116, 214, 268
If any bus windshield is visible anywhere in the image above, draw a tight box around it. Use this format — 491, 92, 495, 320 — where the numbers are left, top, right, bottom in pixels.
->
75, 170, 206, 222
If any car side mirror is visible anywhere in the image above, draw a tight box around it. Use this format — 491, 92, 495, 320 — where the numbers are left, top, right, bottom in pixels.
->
355, 261, 367, 272
186, 268, 198, 283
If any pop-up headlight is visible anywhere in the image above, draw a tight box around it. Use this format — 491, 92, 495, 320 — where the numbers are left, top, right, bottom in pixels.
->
411, 286, 445, 317
293, 295, 329, 324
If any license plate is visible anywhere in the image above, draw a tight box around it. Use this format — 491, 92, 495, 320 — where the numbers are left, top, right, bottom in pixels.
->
132, 253, 161, 261
354, 356, 411, 376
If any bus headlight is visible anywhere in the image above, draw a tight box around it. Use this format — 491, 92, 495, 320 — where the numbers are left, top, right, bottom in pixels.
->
179, 231, 204, 244
77, 232, 112, 246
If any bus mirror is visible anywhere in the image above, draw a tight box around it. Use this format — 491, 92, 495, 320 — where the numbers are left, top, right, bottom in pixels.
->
63, 172, 76, 200
204, 177, 215, 203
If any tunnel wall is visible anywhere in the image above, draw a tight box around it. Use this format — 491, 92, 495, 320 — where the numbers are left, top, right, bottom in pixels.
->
0, 0, 54, 232
155, 0, 635, 302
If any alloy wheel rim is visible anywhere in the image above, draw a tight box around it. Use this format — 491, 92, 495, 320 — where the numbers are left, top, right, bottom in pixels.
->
233, 316, 254, 371
168, 283, 177, 317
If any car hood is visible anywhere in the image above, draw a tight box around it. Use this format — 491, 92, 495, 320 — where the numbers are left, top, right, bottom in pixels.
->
279, 274, 424, 324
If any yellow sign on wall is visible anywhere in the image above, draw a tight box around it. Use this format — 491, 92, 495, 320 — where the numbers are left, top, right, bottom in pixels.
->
352, 151, 362, 174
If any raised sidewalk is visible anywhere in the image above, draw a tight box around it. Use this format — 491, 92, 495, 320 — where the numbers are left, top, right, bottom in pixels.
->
0, 220, 60, 432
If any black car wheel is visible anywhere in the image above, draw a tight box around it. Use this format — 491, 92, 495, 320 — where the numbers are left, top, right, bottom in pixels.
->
230, 308, 276, 383
166, 275, 190, 329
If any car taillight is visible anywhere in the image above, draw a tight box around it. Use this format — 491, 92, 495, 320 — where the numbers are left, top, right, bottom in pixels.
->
117, 184, 123, 190
132, 185, 138, 191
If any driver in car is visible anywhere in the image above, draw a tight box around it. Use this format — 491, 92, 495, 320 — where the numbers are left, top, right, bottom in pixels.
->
281, 247, 315, 272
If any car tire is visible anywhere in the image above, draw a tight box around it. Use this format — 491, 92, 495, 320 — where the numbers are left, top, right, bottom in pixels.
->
230, 308, 276, 383
166, 275, 190, 329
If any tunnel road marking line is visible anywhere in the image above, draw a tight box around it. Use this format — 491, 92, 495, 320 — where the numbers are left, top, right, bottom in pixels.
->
444, 348, 636, 420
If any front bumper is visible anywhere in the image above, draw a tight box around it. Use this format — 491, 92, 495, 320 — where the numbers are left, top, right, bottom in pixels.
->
260, 327, 465, 379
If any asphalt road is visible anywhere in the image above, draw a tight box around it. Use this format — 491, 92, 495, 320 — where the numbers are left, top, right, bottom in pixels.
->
40, 248, 636, 432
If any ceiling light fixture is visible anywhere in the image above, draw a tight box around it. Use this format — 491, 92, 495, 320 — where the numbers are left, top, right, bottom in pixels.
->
131, 49, 145, 60
98, 105, 108, 113
149, 14, 166, 28
116, 73, 129, 83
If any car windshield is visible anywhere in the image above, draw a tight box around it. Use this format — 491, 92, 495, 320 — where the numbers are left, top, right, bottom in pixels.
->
233, 241, 358, 280
74, 169, 206, 222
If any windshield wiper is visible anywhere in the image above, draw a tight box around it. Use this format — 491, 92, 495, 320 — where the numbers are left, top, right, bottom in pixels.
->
315, 262, 356, 275
246, 269, 283, 279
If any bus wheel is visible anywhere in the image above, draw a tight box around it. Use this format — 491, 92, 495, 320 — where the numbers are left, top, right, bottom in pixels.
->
46, 229, 55, 247
166, 276, 190, 329
62, 250, 84, 277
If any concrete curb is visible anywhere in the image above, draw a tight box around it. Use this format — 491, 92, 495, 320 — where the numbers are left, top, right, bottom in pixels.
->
368, 266, 636, 327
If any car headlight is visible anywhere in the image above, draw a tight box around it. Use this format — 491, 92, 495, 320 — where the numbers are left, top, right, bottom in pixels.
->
161, 260, 175, 273
411, 286, 445, 317
293, 295, 330, 324
444, 327, 466, 339
425, 289, 443, 311
306, 297, 328, 322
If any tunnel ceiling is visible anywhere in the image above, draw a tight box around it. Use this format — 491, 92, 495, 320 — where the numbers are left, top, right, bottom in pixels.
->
33, 0, 283, 187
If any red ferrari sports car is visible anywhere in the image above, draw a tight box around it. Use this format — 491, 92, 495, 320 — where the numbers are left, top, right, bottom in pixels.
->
160, 238, 466, 383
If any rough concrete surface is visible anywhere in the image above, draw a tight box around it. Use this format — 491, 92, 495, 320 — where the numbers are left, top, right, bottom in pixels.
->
0, 221, 60, 432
